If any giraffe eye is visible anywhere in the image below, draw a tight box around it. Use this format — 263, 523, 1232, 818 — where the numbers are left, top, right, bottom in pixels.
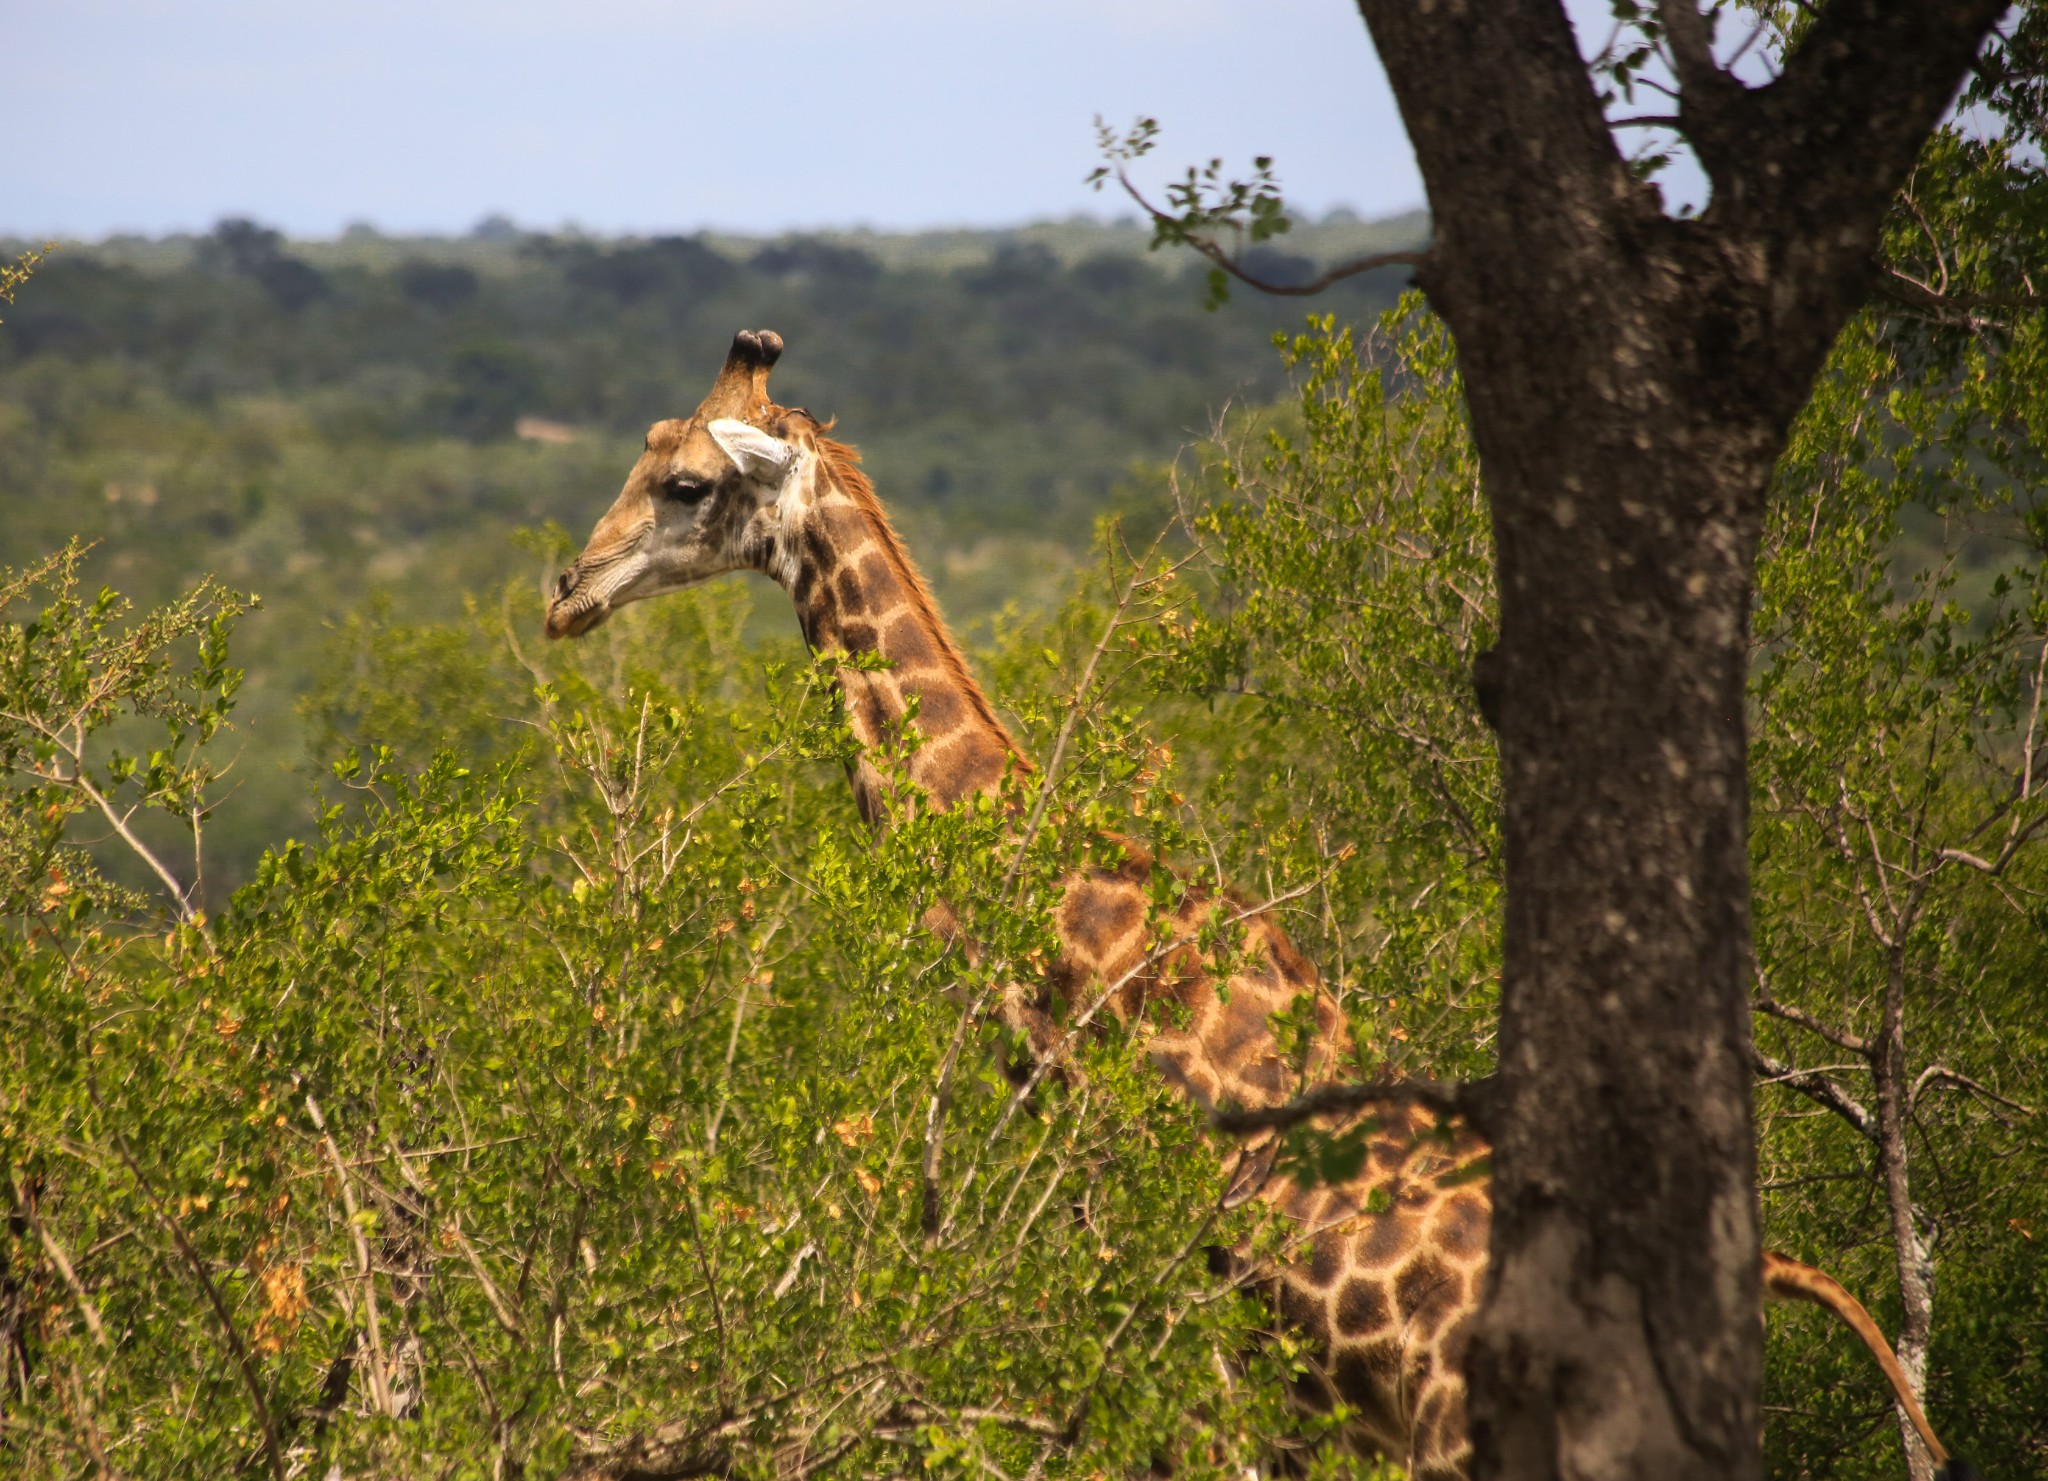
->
666, 477, 711, 505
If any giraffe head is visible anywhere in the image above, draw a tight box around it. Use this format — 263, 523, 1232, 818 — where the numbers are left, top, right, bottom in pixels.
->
545, 328, 805, 639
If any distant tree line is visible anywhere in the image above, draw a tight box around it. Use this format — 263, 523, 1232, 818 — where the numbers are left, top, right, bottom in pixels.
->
0, 216, 1413, 894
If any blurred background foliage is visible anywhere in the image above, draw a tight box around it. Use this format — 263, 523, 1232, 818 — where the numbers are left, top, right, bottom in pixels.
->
5, 59, 2048, 1475
0, 212, 1418, 897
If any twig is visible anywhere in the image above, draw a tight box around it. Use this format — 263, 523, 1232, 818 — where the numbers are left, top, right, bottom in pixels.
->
1908, 1063, 2035, 1118
385, 1144, 522, 1338
1106, 165, 1426, 297
1058, 1194, 1226, 1446
770, 1240, 817, 1301
680, 1190, 731, 1409
307, 1093, 395, 1417
58, 1356, 125, 1481
885, 1398, 1069, 1442
9, 1172, 108, 1347
108, 1137, 288, 1481
1832, 779, 1899, 949
353, 1133, 534, 1164
65, 768, 202, 929
1875, 267, 2041, 320
1938, 809, 2048, 877
1000, 524, 1179, 899
1754, 994, 1872, 1058
1752, 1048, 1879, 1143
921, 983, 988, 1239
567, 1334, 1010, 1477
705, 976, 752, 1156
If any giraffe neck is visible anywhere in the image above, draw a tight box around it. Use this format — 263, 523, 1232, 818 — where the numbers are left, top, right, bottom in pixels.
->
752, 441, 1492, 1477
774, 442, 1026, 825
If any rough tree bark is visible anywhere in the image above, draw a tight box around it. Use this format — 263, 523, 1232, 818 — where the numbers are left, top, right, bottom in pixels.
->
1343, 3, 2006, 1477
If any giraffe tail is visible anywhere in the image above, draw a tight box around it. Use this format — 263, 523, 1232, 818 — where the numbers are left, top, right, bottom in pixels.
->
1761, 1250, 1974, 1479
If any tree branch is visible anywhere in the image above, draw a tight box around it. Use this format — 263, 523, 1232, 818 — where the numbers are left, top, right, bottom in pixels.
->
1908, 1063, 2036, 1119
1937, 808, 2048, 879
1754, 994, 1872, 1058
1659, 0, 1746, 182
1355, 0, 1637, 299
1116, 168, 1425, 298
1738, 0, 2009, 262
921, 984, 983, 1239
384, 1144, 522, 1338
63, 766, 202, 928
1753, 1047, 1878, 1143
307, 1094, 395, 1418
1875, 266, 2045, 321
895, 1401, 1069, 1440
1195, 239, 1427, 299
9, 1172, 108, 1348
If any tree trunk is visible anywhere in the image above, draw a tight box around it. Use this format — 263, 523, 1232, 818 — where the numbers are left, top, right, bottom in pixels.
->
1455, 269, 1775, 1481
1346, 2, 2006, 1476
1877, 946, 1937, 1481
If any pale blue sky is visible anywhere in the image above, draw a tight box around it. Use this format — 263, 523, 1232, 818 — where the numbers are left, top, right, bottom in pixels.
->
8, 0, 1433, 240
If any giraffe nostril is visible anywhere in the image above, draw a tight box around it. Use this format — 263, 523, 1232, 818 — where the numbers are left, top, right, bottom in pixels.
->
555, 569, 577, 600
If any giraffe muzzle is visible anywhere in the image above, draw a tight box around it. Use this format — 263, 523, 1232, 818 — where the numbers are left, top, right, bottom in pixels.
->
545, 567, 606, 640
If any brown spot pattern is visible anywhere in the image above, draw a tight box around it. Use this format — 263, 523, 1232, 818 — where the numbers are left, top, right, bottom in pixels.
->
856, 550, 896, 595
884, 614, 940, 670
1356, 1202, 1424, 1270
909, 682, 965, 736
1432, 1191, 1489, 1263
1305, 1233, 1347, 1289
1336, 1277, 1392, 1338
1394, 1253, 1458, 1338
1061, 881, 1144, 963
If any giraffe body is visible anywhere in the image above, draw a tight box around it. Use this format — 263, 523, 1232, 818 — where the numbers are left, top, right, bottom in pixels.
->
546, 331, 1957, 1481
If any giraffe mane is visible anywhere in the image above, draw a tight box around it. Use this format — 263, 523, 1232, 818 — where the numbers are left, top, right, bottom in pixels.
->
800, 422, 1034, 775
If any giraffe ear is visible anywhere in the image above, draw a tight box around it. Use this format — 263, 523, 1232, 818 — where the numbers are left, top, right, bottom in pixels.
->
707, 418, 795, 480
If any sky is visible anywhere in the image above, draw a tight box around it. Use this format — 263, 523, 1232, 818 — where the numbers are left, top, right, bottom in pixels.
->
6, 0, 1434, 241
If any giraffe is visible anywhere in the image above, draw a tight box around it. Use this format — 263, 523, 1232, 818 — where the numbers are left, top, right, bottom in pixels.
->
544, 330, 1968, 1481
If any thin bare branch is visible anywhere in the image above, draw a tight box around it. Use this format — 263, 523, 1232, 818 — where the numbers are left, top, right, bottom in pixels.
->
1909, 1063, 2036, 1118
1875, 265, 2042, 320
1106, 166, 1426, 297
921, 982, 987, 1239
65, 768, 202, 928
1753, 1048, 1875, 1138
2022, 635, 2048, 806
308, 1093, 395, 1418
1753, 1047, 1879, 1143
10, 1172, 108, 1348
1001, 523, 1178, 899
1754, 995, 1873, 1058
384, 1145, 522, 1339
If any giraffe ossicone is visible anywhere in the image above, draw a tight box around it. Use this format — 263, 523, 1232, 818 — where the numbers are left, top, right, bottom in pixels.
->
545, 329, 1969, 1481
